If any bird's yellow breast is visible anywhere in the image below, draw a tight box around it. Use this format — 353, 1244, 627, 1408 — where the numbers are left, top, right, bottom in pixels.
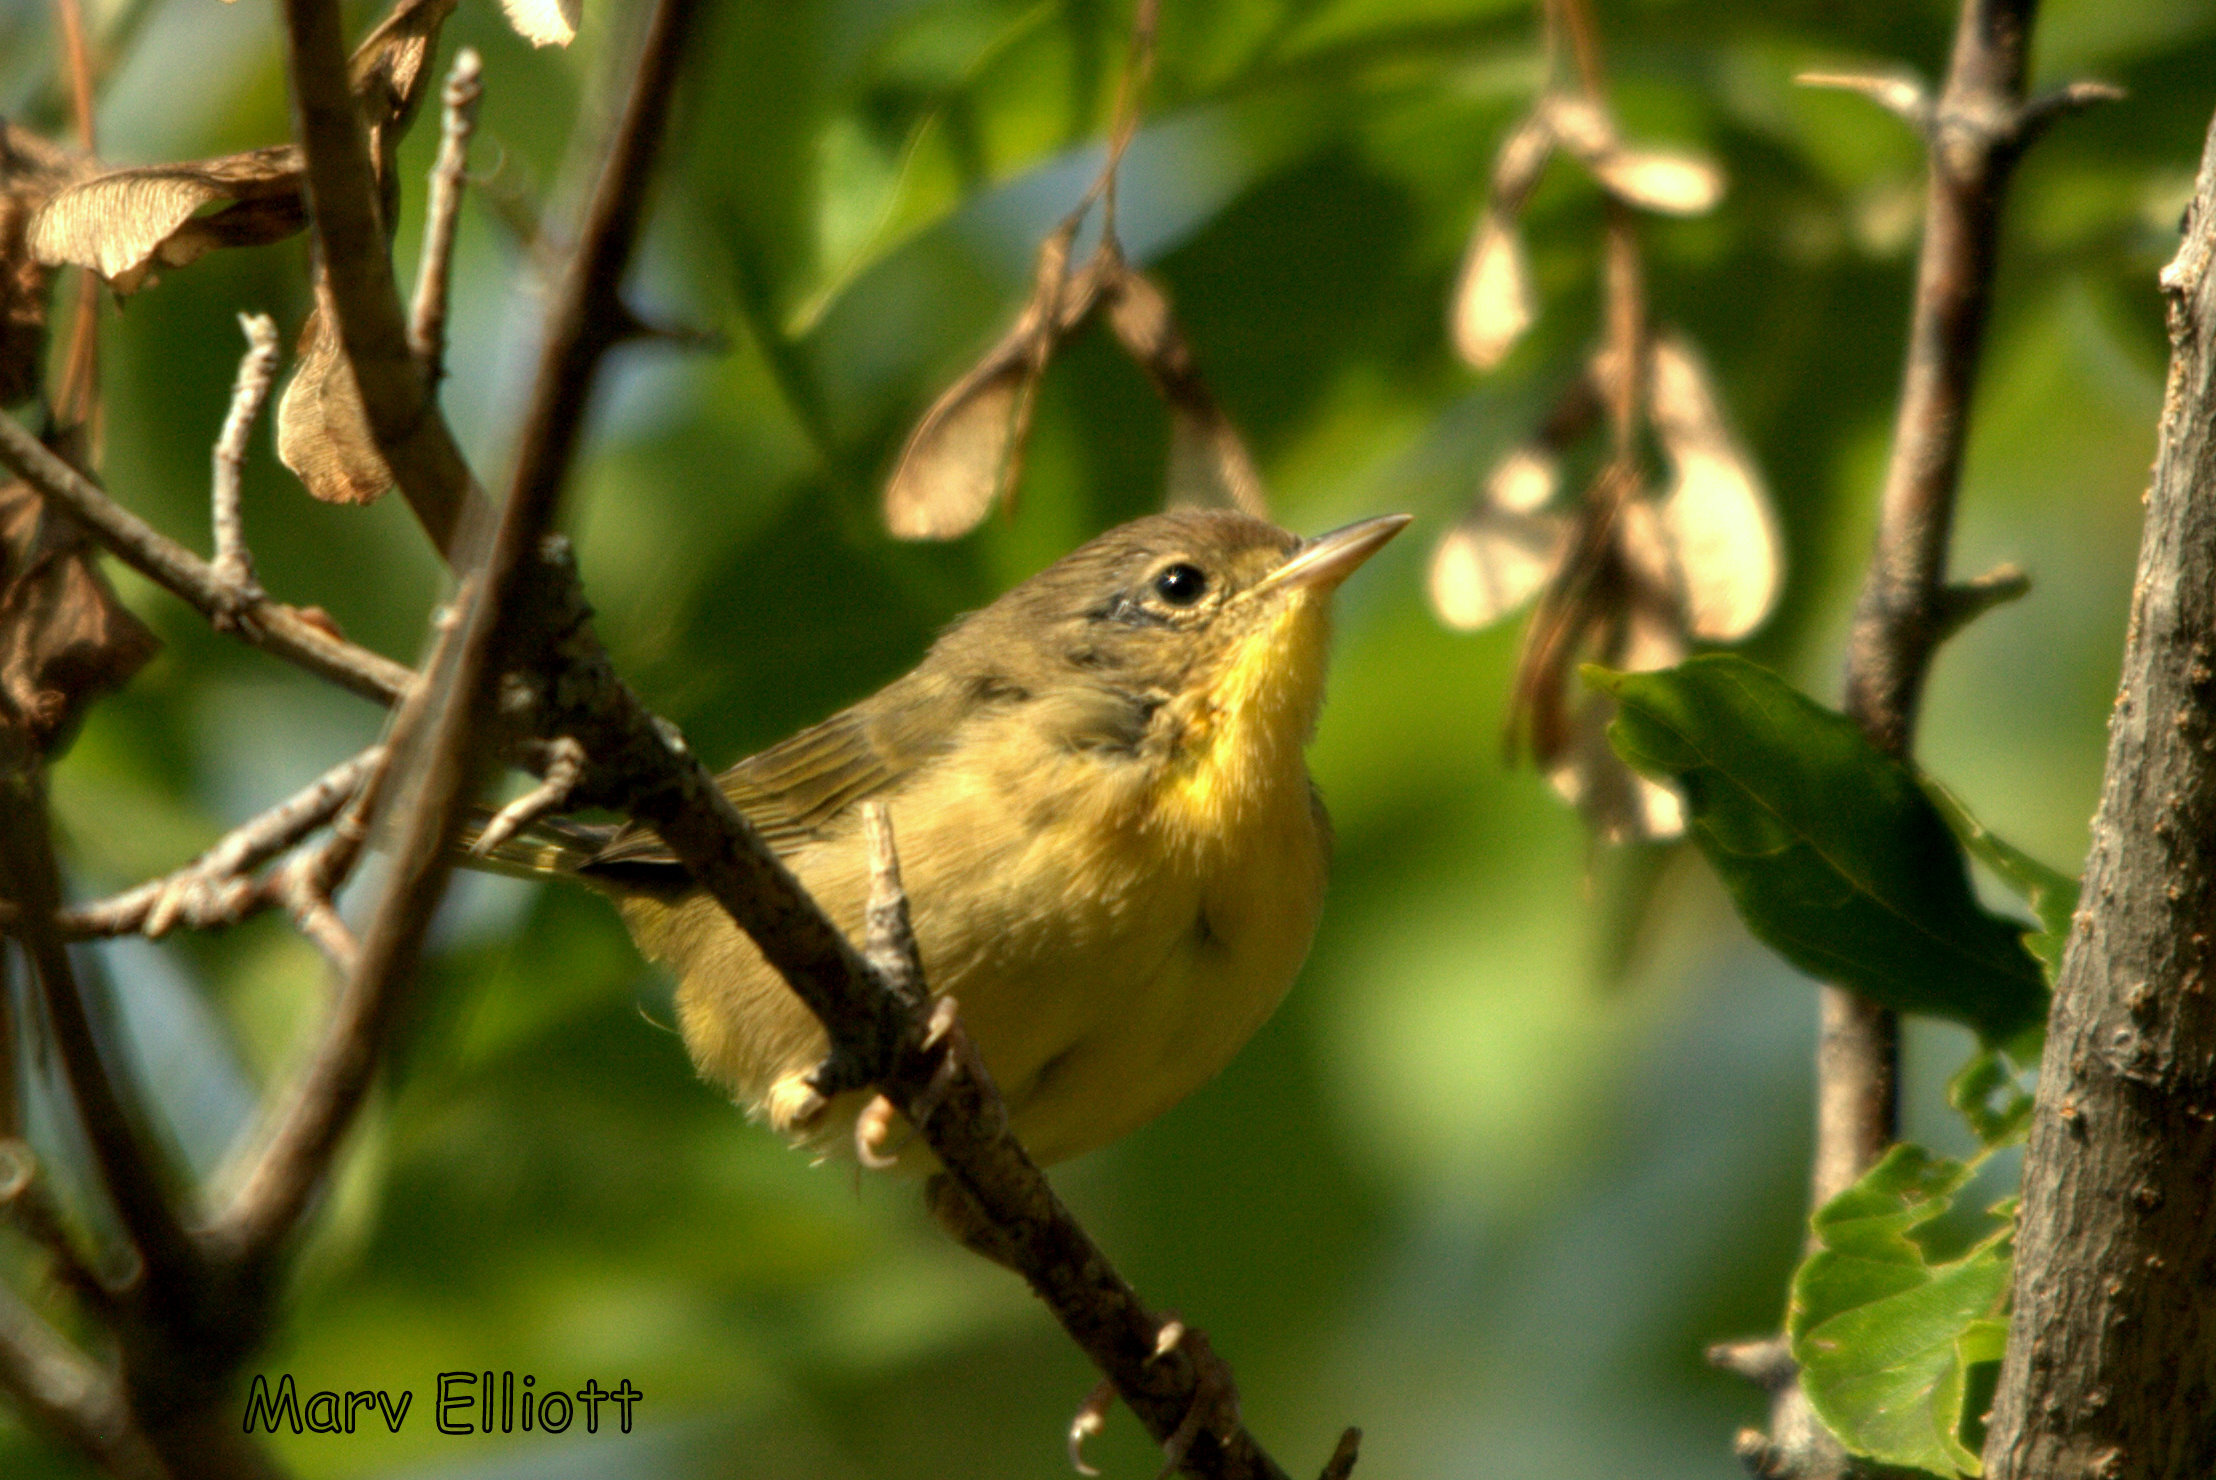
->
628, 591, 1335, 1169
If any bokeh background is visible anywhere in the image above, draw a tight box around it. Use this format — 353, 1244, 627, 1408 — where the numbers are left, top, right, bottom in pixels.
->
2, 0, 2208, 1474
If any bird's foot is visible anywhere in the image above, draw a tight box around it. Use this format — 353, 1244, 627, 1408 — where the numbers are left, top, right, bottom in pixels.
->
1148, 1318, 1240, 1480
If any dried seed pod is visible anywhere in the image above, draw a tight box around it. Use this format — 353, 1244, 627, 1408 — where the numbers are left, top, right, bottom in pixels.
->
1546, 577, 1689, 843
1451, 210, 1536, 371
1540, 93, 1724, 219
882, 225, 1108, 540
1647, 331, 1781, 640
1429, 447, 1569, 630
498, 0, 579, 47
1589, 147, 1724, 218
0, 473, 160, 754
883, 352, 1038, 539
1165, 406, 1268, 516
28, 147, 306, 296
1490, 113, 1555, 211
277, 285, 395, 505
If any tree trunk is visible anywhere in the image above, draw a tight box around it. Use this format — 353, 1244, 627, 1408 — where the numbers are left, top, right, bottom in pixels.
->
1983, 105, 2216, 1480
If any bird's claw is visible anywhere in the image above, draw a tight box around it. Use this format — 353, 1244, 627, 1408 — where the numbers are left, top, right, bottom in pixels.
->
1068, 1378, 1115, 1476
1148, 1317, 1240, 1480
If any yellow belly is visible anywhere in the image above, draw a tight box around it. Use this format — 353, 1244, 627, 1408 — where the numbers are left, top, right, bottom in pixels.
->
622, 717, 1329, 1169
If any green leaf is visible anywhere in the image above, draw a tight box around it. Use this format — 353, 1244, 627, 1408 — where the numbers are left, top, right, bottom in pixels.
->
1587, 656, 2047, 1049
1790, 1144, 2014, 1476
1919, 776, 2079, 986
1946, 1049, 2033, 1151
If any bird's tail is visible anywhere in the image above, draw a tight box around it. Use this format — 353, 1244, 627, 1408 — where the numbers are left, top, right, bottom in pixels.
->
453, 809, 621, 881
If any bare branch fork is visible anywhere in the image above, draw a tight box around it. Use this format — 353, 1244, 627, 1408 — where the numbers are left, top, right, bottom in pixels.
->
1718, 2, 2116, 1477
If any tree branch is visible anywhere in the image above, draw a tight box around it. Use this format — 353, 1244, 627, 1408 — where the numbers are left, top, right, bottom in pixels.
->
53, 745, 384, 942
0, 409, 414, 705
209, 314, 281, 608
407, 47, 481, 379
0, 768, 192, 1291
1739, 3, 2109, 1474
280, 0, 491, 560
203, 596, 462, 1273
0, 1278, 164, 1480
1982, 102, 2216, 1480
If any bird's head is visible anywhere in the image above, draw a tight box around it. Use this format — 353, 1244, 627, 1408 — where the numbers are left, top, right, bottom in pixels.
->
931, 509, 1409, 794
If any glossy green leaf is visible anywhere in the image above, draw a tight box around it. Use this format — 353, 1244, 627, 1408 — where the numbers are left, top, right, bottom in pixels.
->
1588, 656, 2047, 1052
1921, 776, 2080, 985
1790, 1144, 2014, 1476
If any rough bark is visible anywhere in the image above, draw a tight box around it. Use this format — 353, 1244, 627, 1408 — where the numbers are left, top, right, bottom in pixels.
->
1982, 105, 2216, 1480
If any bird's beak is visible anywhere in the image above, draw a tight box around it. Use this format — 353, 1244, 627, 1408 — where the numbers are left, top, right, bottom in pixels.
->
1252, 514, 1413, 598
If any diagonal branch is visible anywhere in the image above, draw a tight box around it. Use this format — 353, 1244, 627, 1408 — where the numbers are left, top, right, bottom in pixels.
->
53, 745, 385, 941
203, 595, 461, 1272
0, 410, 414, 705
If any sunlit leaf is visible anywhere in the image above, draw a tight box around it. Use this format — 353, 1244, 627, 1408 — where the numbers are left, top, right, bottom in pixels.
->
1947, 1049, 2033, 1150
1790, 1143, 2013, 1476
1648, 332, 1782, 641
1590, 655, 2049, 1049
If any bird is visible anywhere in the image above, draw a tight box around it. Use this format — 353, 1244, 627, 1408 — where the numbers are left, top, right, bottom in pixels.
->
473, 508, 1408, 1171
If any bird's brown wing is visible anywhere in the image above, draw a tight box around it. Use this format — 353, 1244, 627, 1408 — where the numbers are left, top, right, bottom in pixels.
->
579, 674, 965, 887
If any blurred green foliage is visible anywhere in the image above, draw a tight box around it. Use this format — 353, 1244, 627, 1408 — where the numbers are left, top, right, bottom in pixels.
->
1, 0, 2208, 1475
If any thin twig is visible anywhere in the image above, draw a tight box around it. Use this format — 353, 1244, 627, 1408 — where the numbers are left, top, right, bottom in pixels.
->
55, 746, 384, 941
408, 47, 483, 378
204, 589, 465, 1271
469, 733, 581, 857
1796, 71, 1931, 131
210, 313, 281, 613
280, 0, 492, 561
1739, 2, 2113, 1476
50, 0, 102, 439
0, 409, 414, 705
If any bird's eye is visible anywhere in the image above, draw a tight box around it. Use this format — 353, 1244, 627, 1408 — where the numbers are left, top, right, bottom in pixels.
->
1152, 563, 1208, 606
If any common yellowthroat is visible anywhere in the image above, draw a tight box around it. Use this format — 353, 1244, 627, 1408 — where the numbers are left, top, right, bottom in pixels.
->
478, 509, 1407, 1168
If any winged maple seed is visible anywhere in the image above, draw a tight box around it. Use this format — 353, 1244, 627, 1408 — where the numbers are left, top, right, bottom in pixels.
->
1450, 94, 1722, 373
884, 230, 1269, 539
881, 0, 1262, 539
1430, 332, 1781, 841
0, 471, 159, 755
